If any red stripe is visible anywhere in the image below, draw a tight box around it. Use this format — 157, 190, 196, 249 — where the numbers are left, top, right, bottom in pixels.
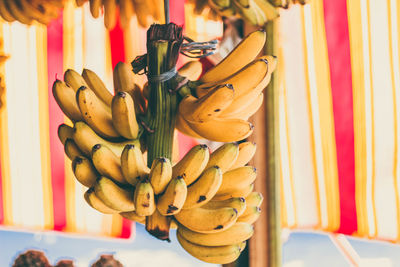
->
169, 0, 185, 27
0, 151, 3, 224
47, 15, 66, 231
323, 0, 357, 234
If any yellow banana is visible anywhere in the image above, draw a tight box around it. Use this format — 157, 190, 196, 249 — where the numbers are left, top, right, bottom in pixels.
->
187, 118, 254, 142
175, 113, 203, 139
111, 92, 139, 139
198, 30, 266, 84
212, 183, 254, 201
7, 0, 32, 25
183, 166, 222, 209
133, 1, 152, 28
0, 0, 15, 22
82, 68, 113, 106
64, 139, 83, 161
72, 121, 139, 157
253, 0, 278, 21
174, 206, 238, 233
72, 156, 98, 187
76, 86, 120, 139
113, 62, 138, 99
180, 84, 235, 123
64, 69, 88, 92
229, 141, 256, 170
224, 93, 264, 120
172, 144, 209, 185
157, 176, 187, 215
120, 211, 146, 224
94, 177, 135, 212
134, 178, 156, 216
206, 143, 239, 172
238, 206, 261, 224
178, 222, 253, 246
149, 157, 173, 195
119, 0, 134, 28
84, 188, 119, 214
103, 0, 117, 29
234, 2, 260, 26
19, 0, 52, 25
202, 197, 246, 216
91, 144, 127, 185
52, 80, 83, 122
245, 192, 263, 207
148, 0, 164, 22
177, 232, 242, 264
178, 61, 203, 81
89, 0, 102, 18
120, 144, 149, 186
145, 209, 172, 241
58, 124, 74, 145
217, 166, 257, 196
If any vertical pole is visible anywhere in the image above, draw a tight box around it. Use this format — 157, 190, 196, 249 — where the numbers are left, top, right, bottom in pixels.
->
164, 0, 170, 24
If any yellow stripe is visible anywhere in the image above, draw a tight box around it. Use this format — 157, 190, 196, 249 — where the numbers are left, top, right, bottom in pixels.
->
0, 22, 11, 225
346, 0, 369, 237
366, 0, 378, 238
280, 159, 288, 228
111, 214, 123, 237
63, 0, 76, 232
35, 24, 54, 230
387, 0, 400, 240
300, 6, 322, 228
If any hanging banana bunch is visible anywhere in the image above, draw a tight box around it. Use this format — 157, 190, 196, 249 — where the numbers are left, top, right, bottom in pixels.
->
0, 0, 64, 25
189, 0, 309, 26
76, 0, 165, 29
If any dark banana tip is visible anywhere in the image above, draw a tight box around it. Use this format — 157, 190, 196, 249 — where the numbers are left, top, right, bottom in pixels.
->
272, 55, 277, 59
239, 197, 246, 202
159, 157, 167, 163
177, 175, 184, 180
233, 208, 238, 214
256, 207, 261, 212
259, 28, 266, 33
117, 91, 126, 98
126, 144, 135, 150
87, 187, 94, 194
72, 157, 83, 172
226, 83, 234, 90
199, 144, 208, 149
253, 167, 257, 173
249, 123, 255, 130
212, 165, 220, 170
78, 85, 87, 91
260, 58, 269, 64
232, 142, 239, 147
92, 144, 102, 152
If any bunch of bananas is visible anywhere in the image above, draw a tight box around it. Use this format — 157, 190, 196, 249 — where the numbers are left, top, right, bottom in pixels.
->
0, 0, 64, 25
176, 30, 276, 142
190, 0, 308, 26
76, 0, 165, 29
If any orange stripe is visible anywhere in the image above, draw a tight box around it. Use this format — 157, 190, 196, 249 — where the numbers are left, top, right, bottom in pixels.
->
0, 23, 11, 225
346, 0, 369, 237
63, 1, 77, 232
36, 24, 54, 230
300, 6, 322, 228
280, 159, 288, 228
387, 0, 400, 240
366, 0, 378, 238
310, 0, 340, 232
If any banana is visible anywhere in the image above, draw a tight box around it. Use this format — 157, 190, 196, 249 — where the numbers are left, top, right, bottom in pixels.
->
149, 157, 173, 195
103, 0, 117, 29
171, 218, 178, 229
229, 141, 256, 170
149, 0, 164, 22
111, 92, 139, 139
187, 118, 254, 142
145, 209, 172, 241
217, 166, 257, 196
76, 86, 120, 139
72, 121, 139, 157
64, 138, 83, 161
72, 156, 98, 187
76, 0, 87, 7
133, 1, 152, 28
233, 0, 249, 8
178, 222, 253, 246
177, 232, 242, 264
196, 58, 269, 99
120, 211, 146, 224
172, 144, 209, 185
120, 144, 149, 186
64, 69, 88, 92
91, 144, 127, 185
174, 206, 238, 233
58, 124, 74, 145
81, 68, 113, 106
202, 197, 246, 216
94, 176, 135, 212
52, 80, 83, 122
178, 61, 203, 80
234, 2, 260, 26
0, 0, 15, 22
19, 0, 51, 25
183, 166, 222, 209
212, 183, 254, 201
89, 0, 102, 18
157, 176, 187, 215
245, 192, 263, 207
7, 0, 32, 25
134, 178, 156, 216
253, 0, 278, 21
238, 206, 261, 224
175, 113, 203, 139
206, 143, 239, 172
119, 0, 134, 28
84, 188, 119, 214
198, 30, 266, 84
181, 84, 235, 123
223, 93, 264, 120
